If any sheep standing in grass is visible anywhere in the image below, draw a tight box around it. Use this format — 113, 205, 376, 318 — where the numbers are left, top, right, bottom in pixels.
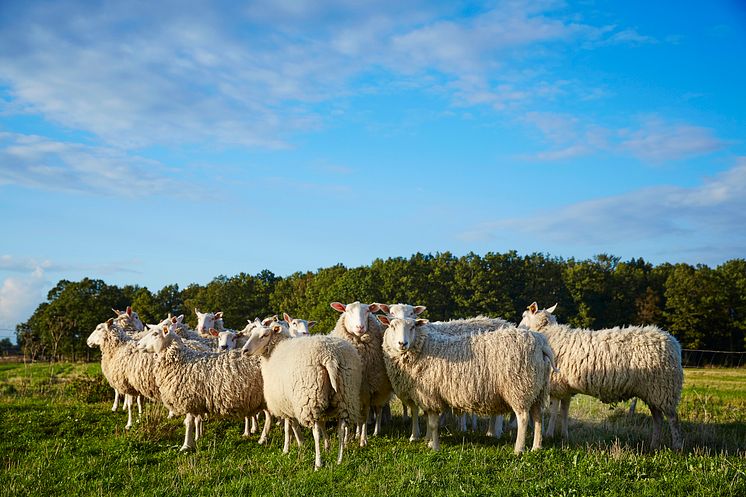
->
519, 302, 683, 450
379, 316, 553, 453
376, 303, 510, 440
242, 323, 362, 469
138, 325, 267, 451
329, 301, 392, 446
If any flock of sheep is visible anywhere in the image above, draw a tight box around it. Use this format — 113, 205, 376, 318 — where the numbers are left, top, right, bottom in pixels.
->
87, 301, 683, 469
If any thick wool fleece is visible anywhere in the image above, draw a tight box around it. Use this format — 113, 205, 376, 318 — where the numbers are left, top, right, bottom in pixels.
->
260, 335, 362, 428
540, 323, 683, 415
155, 339, 264, 419
382, 325, 552, 417
329, 313, 392, 413
430, 316, 512, 335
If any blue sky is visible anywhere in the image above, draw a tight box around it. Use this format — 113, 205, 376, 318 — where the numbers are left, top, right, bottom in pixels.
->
1, 0, 745, 339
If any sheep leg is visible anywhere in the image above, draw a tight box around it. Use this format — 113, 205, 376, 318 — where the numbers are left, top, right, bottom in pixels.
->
373, 406, 383, 436
312, 421, 323, 470
513, 410, 529, 454
409, 404, 420, 441
283, 419, 291, 454
471, 414, 478, 432
181, 414, 196, 451
487, 415, 503, 438
359, 401, 370, 447
194, 415, 202, 441
545, 398, 559, 438
111, 390, 120, 411
243, 417, 251, 437
629, 398, 638, 415
124, 395, 133, 430
667, 410, 683, 451
336, 420, 347, 465
426, 412, 440, 451
137, 395, 142, 416
258, 410, 272, 445
560, 398, 571, 440
402, 403, 409, 420
321, 424, 330, 451
650, 405, 663, 450
250, 415, 259, 434
291, 419, 304, 448
458, 413, 467, 432
530, 403, 543, 451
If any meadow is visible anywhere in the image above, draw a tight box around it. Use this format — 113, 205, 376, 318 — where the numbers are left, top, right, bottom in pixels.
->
1, 362, 744, 497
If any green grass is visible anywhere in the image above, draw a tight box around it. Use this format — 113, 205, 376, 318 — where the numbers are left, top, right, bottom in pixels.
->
1, 364, 744, 496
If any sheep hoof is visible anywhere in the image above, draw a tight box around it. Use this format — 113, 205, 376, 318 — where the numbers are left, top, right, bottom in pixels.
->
258, 437, 267, 445
179, 445, 194, 452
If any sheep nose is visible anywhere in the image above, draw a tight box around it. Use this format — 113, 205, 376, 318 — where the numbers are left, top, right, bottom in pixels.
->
399, 341, 408, 349
220, 345, 227, 351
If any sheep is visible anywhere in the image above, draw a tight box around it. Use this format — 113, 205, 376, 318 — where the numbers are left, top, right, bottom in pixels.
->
284, 312, 316, 337
378, 316, 554, 453
376, 303, 510, 440
108, 306, 146, 412
137, 324, 267, 451
329, 301, 392, 446
87, 319, 142, 429
242, 323, 363, 469
518, 302, 683, 450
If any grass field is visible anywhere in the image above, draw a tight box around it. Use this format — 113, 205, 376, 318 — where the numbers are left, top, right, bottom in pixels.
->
1, 362, 744, 496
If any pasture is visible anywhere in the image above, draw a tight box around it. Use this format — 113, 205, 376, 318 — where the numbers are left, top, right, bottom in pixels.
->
1, 362, 744, 496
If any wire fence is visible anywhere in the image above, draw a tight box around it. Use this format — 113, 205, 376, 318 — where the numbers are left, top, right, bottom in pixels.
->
681, 349, 746, 368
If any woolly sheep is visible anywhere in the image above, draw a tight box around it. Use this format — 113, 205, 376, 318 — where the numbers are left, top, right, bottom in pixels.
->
284, 312, 316, 337
242, 324, 363, 469
378, 316, 554, 453
329, 301, 392, 446
518, 302, 683, 450
377, 303, 510, 440
138, 325, 267, 451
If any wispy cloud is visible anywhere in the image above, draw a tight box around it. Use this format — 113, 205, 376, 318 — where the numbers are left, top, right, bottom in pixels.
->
523, 113, 726, 163
0, 0, 660, 150
460, 158, 746, 251
0, 132, 178, 195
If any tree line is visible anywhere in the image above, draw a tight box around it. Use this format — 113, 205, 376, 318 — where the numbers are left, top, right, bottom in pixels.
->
14, 251, 746, 362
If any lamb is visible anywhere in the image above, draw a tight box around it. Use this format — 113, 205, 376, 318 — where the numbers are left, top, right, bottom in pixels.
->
518, 302, 683, 450
138, 324, 267, 451
376, 303, 510, 440
329, 301, 392, 446
379, 316, 554, 453
242, 322, 362, 469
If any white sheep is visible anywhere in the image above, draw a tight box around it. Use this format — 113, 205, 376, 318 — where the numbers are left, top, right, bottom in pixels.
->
376, 303, 510, 440
519, 302, 683, 450
379, 316, 554, 453
329, 301, 392, 447
137, 324, 267, 451
284, 312, 316, 337
242, 323, 363, 469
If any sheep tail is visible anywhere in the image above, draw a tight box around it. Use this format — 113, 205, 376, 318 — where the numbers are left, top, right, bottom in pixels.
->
542, 343, 559, 374
323, 357, 341, 394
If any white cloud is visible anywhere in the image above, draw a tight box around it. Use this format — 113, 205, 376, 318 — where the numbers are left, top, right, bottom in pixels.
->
0, 267, 48, 334
618, 118, 725, 162
460, 158, 746, 253
0, 132, 178, 195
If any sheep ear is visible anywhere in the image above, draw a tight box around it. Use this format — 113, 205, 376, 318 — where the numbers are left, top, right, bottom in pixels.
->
162, 325, 170, 335
112, 308, 122, 316
106, 318, 115, 326
368, 303, 380, 313
208, 328, 219, 337
528, 302, 538, 314
126, 306, 132, 316
236, 331, 246, 338
330, 302, 346, 313
376, 303, 390, 314
283, 312, 291, 323
253, 317, 261, 324
413, 305, 427, 315
546, 303, 558, 314
415, 319, 429, 326
271, 324, 283, 333
271, 314, 279, 322
377, 315, 391, 326
215, 312, 223, 319
308, 321, 316, 329
261, 317, 274, 326
176, 314, 184, 323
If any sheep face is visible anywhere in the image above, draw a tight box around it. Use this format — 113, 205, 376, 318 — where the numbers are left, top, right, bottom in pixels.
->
217, 330, 237, 351
87, 319, 114, 348
138, 326, 174, 354
284, 313, 315, 337
518, 302, 558, 331
379, 317, 429, 352
112, 306, 145, 332
330, 301, 380, 337
241, 323, 275, 356
195, 308, 217, 335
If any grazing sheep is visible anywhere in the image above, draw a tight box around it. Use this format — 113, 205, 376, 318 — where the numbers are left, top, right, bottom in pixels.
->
138, 325, 266, 451
329, 301, 392, 446
379, 316, 554, 453
519, 302, 683, 450
242, 323, 362, 469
